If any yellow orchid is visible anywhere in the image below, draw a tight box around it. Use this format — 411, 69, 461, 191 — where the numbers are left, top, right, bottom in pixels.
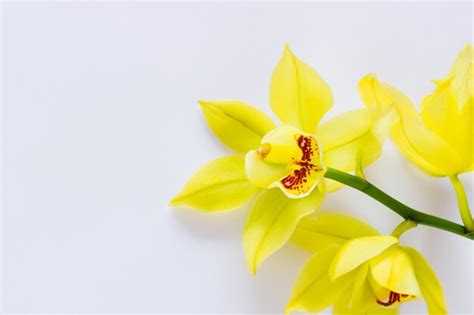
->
358, 44, 473, 231
171, 45, 394, 274
287, 214, 447, 315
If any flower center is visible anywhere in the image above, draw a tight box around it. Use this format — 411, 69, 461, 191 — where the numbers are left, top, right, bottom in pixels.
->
257, 132, 324, 196
245, 125, 326, 198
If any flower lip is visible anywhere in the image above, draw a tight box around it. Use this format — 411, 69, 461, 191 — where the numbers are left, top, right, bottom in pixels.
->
245, 125, 326, 198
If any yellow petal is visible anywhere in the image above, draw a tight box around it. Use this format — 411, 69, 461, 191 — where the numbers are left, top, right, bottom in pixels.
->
199, 100, 276, 153
243, 187, 324, 275
448, 43, 474, 109
390, 123, 445, 176
318, 107, 397, 175
170, 155, 257, 211
358, 74, 418, 118
291, 213, 379, 253
317, 109, 373, 152
286, 245, 354, 314
322, 131, 381, 172
361, 75, 466, 176
270, 45, 333, 133
245, 150, 289, 187
420, 79, 460, 145
329, 236, 399, 280
458, 101, 474, 169
369, 246, 421, 297
402, 246, 447, 315
391, 115, 464, 176
420, 79, 473, 171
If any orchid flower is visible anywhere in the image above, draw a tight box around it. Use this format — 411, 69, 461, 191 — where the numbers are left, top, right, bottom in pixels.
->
358, 44, 473, 231
170, 45, 394, 274
287, 214, 447, 315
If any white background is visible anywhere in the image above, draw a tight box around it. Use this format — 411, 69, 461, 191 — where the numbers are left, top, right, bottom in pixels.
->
1, 1, 473, 314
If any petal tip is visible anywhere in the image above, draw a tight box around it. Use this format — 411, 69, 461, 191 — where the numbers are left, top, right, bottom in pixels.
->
283, 43, 293, 56
168, 194, 183, 207
198, 100, 209, 108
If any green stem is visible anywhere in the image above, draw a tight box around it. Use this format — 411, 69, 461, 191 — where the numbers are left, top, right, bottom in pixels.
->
449, 175, 474, 232
391, 220, 417, 238
324, 167, 474, 240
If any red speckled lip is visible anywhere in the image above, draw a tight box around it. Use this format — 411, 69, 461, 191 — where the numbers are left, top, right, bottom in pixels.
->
280, 134, 323, 195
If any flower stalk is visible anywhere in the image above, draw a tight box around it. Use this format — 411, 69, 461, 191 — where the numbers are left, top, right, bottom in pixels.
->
391, 220, 417, 238
325, 168, 474, 240
449, 174, 474, 232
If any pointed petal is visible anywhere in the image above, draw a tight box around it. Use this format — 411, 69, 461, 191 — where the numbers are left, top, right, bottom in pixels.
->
317, 109, 373, 152
322, 131, 381, 172
286, 246, 353, 314
420, 79, 460, 145
200, 100, 276, 153
358, 74, 418, 118
329, 236, 398, 280
390, 123, 445, 176
243, 187, 324, 275
402, 246, 447, 315
291, 213, 379, 253
448, 43, 474, 109
420, 79, 473, 171
317, 106, 397, 174
270, 45, 333, 133
369, 246, 421, 297
350, 263, 374, 309
391, 115, 463, 176
336, 276, 401, 315
170, 155, 257, 211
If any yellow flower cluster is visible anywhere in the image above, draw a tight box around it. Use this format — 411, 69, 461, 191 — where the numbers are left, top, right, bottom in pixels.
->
170, 44, 473, 314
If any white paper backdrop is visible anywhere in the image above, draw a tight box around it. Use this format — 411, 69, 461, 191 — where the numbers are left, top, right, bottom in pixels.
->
2, 2, 473, 314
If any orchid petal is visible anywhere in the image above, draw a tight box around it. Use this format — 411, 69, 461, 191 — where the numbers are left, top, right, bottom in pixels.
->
391, 116, 463, 176
286, 246, 353, 314
402, 246, 447, 315
270, 45, 333, 133
317, 109, 373, 152
170, 155, 257, 211
200, 100, 276, 153
448, 43, 473, 109
420, 80, 473, 170
329, 236, 398, 280
243, 187, 324, 275
360, 74, 464, 176
369, 246, 421, 297
291, 213, 379, 253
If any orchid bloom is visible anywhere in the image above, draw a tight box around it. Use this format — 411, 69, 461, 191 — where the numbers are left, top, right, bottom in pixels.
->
170, 45, 394, 274
358, 44, 473, 230
287, 214, 447, 315
359, 44, 473, 177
